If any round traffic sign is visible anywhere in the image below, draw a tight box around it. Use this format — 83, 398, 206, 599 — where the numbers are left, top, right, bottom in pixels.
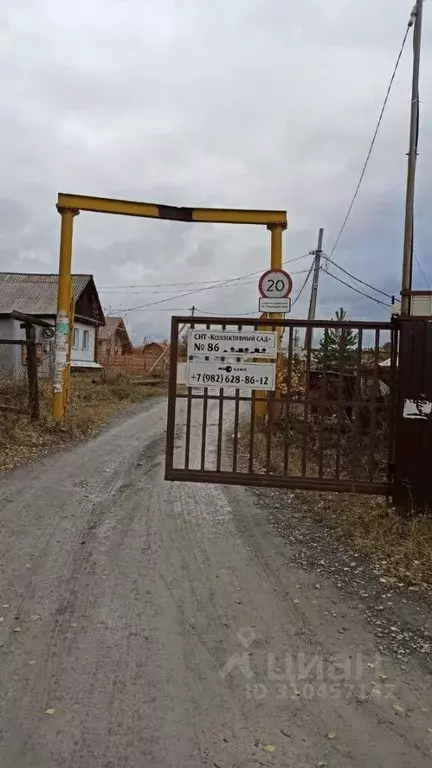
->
258, 268, 293, 298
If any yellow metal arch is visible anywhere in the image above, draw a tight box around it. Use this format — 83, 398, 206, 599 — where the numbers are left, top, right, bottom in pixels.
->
53, 193, 287, 421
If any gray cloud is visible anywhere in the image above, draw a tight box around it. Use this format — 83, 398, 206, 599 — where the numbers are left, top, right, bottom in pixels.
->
1, 0, 431, 339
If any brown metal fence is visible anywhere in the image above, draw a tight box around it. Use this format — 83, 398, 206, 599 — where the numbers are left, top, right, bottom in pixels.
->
165, 316, 398, 496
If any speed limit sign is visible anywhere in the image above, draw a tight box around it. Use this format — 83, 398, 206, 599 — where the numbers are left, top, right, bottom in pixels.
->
258, 268, 292, 298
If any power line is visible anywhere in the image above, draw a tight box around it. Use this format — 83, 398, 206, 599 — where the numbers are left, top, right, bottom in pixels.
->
109, 253, 313, 313
99, 267, 311, 296
101, 279, 241, 288
100, 253, 311, 292
324, 254, 393, 298
329, 13, 414, 258
106, 307, 198, 314
193, 306, 259, 317
414, 251, 431, 289
291, 261, 315, 309
323, 268, 391, 307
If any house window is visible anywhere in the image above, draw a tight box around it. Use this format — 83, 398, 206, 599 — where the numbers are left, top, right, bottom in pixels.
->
82, 330, 90, 350
72, 329, 79, 349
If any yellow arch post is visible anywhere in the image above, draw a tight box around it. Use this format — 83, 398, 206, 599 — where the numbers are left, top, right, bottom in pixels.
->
52, 207, 78, 421
52, 193, 287, 421
254, 224, 285, 418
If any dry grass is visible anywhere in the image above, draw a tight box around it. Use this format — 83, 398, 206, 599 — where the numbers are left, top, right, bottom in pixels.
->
291, 490, 432, 592
237, 416, 432, 591
0, 374, 165, 471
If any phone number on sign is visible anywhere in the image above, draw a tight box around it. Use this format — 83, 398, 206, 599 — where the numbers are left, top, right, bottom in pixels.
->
190, 372, 270, 386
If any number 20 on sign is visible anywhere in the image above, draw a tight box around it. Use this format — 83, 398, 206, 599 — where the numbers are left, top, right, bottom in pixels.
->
258, 268, 292, 298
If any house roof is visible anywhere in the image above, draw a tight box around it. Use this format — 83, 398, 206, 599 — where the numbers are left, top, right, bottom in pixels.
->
143, 341, 169, 351
98, 316, 132, 347
0, 273, 98, 317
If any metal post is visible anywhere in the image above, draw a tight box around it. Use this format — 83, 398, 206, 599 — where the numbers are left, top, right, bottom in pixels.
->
305, 228, 324, 351
64, 294, 75, 419
255, 225, 284, 418
270, 225, 283, 271
52, 208, 78, 421
401, 1, 423, 316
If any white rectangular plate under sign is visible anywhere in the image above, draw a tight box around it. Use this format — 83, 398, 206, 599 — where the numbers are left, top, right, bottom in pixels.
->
188, 329, 277, 358
186, 361, 276, 390
259, 297, 291, 312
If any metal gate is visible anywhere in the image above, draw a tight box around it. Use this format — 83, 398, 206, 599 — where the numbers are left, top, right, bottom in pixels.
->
165, 315, 398, 496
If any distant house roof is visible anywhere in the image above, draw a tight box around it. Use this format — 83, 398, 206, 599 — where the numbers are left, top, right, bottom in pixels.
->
98, 316, 132, 348
0, 273, 104, 323
142, 341, 169, 354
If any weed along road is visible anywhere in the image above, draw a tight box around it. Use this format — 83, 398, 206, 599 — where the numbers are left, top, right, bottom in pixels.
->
0, 396, 431, 768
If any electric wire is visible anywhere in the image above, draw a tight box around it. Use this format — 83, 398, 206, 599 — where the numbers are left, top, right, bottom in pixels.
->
414, 251, 431, 289
324, 254, 393, 298
108, 253, 313, 312
323, 268, 391, 307
291, 261, 315, 309
329, 11, 414, 258
99, 267, 311, 296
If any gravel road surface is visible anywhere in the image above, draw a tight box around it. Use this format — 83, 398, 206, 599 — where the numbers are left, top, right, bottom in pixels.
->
0, 397, 431, 767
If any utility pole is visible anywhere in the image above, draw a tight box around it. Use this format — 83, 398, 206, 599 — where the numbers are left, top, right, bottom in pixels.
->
190, 305, 196, 318
401, 0, 423, 316
308, 228, 324, 323
305, 228, 324, 351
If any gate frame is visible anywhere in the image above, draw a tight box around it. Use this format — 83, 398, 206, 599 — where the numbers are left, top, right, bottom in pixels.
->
165, 314, 399, 497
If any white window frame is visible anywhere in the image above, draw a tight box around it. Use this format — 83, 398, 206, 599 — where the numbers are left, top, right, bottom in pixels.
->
82, 330, 90, 351
72, 328, 79, 349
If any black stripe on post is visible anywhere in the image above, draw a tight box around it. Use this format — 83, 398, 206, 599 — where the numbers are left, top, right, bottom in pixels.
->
158, 205, 193, 222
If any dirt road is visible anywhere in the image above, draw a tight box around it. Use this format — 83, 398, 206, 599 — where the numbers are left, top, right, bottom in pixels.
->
0, 397, 431, 767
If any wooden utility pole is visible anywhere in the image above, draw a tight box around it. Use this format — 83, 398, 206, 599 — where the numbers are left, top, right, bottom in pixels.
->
24, 323, 40, 421
305, 228, 324, 351
401, 0, 424, 316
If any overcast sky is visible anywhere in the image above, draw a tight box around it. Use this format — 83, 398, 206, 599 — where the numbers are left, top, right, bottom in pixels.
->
1, 0, 431, 340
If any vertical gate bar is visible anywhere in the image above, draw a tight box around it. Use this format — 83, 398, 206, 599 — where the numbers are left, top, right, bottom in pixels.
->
265, 323, 276, 474
334, 326, 347, 479
351, 327, 363, 482
216, 391, 224, 471
368, 329, 380, 481
386, 322, 398, 486
248, 318, 259, 474
216, 322, 226, 472
265, 391, 272, 474
200, 386, 208, 470
200, 321, 211, 471
249, 391, 256, 473
283, 326, 294, 475
301, 322, 313, 476
184, 316, 195, 470
232, 323, 242, 473
318, 328, 329, 478
165, 317, 179, 473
